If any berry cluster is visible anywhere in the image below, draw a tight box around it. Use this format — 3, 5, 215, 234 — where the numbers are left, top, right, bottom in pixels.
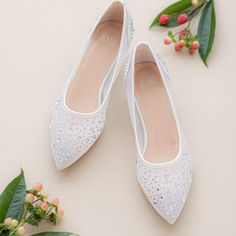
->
159, 0, 202, 55
0, 183, 64, 236
164, 29, 200, 55
1, 219, 26, 236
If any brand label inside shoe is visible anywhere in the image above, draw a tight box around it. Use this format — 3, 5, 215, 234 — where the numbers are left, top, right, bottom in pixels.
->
99, 34, 117, 47
140, 76, 157, 88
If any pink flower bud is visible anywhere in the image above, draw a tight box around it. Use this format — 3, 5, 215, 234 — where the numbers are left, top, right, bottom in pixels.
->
37, 200, 43, 206
177, 14, 188, 25
4, 218, 12, 226
192, 0, 199, 6
159, 15, 170, 25
33, 183, 43, 192
175, 43, 182, 52
52, 198, 60, 206
179, 28, 187, 36
164, 36, 172, 45
178, 40, 186, 48
42, 193, 48, 199
189, 48, 196, 55
192, 41, 200, 49
57, 209, 64, 220
25, 193, 35, 203
41, 202, 48, 211
10, 219, 18, 227
17, 226, 26, 236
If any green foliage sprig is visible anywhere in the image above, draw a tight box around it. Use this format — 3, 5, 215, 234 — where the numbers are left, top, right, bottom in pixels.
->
0, 170, 78, 236
150, 0, 216, 66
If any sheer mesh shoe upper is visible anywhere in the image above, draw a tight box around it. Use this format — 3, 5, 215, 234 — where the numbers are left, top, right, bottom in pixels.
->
50, 1, 133, 170
136, 132, 192, 224
125, 43, 192, 224
50, 96, 107, 170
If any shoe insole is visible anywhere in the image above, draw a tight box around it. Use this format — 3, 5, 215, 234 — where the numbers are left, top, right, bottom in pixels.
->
66, 21, 122, 113
135, 63, 179, 164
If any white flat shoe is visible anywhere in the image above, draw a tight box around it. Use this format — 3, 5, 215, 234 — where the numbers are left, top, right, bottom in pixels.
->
125, 42, 192, 224
50, 0, 134, 170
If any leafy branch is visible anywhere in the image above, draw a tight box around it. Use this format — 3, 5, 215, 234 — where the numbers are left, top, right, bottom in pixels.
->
0, 170, 77, 236
150, 0, 216, 66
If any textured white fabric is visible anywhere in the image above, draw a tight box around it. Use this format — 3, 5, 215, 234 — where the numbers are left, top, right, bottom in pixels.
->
50, 95, 107, 170
50, 1, 134, 170
124, 43, 192, 224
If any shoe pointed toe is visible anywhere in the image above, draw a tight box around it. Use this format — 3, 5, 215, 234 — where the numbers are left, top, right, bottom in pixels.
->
152, 177, 191, 224
136, 151, 192, 224
50, 99, 106, 170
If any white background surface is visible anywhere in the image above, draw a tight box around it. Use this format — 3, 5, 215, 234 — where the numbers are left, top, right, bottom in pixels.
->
0, 0, 235, 235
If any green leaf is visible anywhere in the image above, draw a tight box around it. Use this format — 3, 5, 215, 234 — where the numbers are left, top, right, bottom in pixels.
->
48, 213, 57, 225
150, 0, 193, 28
198, 0, 216, 66
31, 232, 79, 236
35, 208, 46, 219
0, 170, 26, 223
168, 31, 173, 37
0, 231, 9, 236
25, 218, 39, 226
167, 31, 177, 43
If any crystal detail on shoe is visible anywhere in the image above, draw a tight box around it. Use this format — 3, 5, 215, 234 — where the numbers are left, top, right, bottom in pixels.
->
124, 49, 133, 82
155, 53, 170, 79
49, 2, 132, 170
50, 97, 106, 163
127, 11, 134, 43
125, 43, 193, 223
136, 139, 192, 222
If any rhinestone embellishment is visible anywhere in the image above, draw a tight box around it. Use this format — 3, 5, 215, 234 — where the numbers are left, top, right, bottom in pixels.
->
125, 44, 193, 223
155, 53, 170, 79
50, 97, 106, 164
136, 139, 192, 223
127, 11, 134, 43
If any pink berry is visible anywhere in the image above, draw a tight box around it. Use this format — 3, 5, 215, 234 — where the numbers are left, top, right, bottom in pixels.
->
52, 197, 60, 206
17, 226, 26, 236
25, 193, 35, 203
11, 219, 18, 227
159, 15, 170, 25
192, 41, 200, 49
192, 0, 199, 6
175, 43, 182, 52
41, 202, 48, 211
178, 40, 186, 47
177, 14, 188, 24
42, 193, 48, 199
164, 36, 172, 45
189, 48, 195, 55
179, 28, 187, 36
36, 200, 43, 206
57, 209, 64, 220
33, 183, 43, 192
4, 218, 13, 226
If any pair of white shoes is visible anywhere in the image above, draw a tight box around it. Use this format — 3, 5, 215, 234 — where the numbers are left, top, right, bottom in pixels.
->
50, 1, 192, 224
